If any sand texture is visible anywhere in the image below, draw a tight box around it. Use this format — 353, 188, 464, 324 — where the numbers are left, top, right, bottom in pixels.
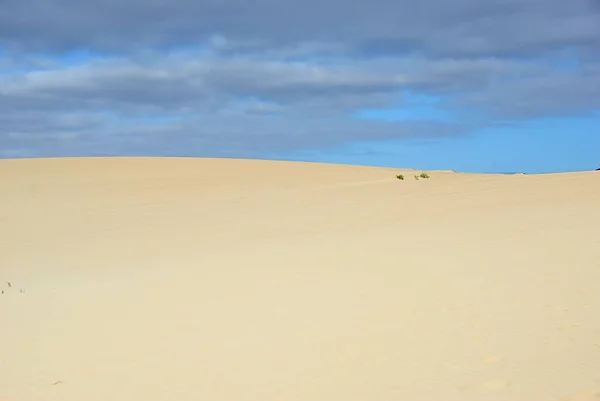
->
1, 157, 600, 401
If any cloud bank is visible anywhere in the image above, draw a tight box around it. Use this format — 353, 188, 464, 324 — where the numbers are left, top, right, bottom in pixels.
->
1, 0, 599, 157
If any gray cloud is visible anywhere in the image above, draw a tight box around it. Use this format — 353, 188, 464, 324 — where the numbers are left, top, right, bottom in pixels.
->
449, 67, 600, 119
0, 0, 599, 158
1, 0, 599, 57
3, 52, 592, 116
0, 112, 475, 158
0, 55, 539, 100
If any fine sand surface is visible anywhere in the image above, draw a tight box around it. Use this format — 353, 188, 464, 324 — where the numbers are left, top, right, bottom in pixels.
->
1, 157, 600, 401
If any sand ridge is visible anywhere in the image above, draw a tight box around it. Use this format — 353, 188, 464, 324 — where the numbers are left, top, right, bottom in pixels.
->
1, 157, 600, 401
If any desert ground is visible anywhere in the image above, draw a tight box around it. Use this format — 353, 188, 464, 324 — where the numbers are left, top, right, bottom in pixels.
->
1, 157, 600, 401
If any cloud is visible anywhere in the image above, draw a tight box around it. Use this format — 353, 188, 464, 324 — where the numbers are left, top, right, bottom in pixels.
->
0, 112, 472, 158
0, 0, 599, 158
1, 0, 598, 56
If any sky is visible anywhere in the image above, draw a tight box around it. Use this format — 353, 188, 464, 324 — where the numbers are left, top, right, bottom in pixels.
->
1, 0, 599, 173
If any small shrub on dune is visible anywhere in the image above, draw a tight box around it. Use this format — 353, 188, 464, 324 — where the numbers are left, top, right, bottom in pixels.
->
419, 172, 430, 179
396, 174, 404, 180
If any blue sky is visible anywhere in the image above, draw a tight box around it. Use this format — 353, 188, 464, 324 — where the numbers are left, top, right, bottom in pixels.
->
1, 0, 599, 173
288, 91, 600, 173
273, 116, 600, 173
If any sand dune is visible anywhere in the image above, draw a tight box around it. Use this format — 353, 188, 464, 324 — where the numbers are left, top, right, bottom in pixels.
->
1, 157, 600, 401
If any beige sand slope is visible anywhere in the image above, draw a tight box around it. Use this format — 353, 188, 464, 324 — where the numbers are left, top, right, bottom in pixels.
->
1, 157, 600, 401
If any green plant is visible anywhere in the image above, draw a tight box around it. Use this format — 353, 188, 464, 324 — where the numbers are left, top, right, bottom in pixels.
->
419, 172, 430, 179
396, 174, 404, 180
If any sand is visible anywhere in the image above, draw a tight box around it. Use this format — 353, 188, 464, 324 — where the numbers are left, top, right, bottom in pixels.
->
1, 156, 600, 401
